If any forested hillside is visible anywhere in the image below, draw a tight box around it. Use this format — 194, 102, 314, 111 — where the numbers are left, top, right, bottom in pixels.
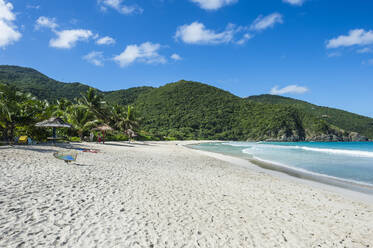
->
104, 87, 154, 105
248, 94, 373, 139
1, 65, 372, 141
0, 66, 91, 101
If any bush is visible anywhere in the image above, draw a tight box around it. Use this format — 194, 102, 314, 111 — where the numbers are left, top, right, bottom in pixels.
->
70, 137, 81, 142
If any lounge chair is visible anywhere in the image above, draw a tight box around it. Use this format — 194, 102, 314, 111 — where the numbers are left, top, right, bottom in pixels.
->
18, 136, 28, 144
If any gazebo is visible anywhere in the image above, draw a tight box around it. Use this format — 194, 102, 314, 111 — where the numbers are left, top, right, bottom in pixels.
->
35, 117, 72, 142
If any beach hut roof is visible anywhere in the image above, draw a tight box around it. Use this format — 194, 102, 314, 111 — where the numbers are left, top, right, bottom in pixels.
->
93, 124, 113, 131
35, 117, 72, 128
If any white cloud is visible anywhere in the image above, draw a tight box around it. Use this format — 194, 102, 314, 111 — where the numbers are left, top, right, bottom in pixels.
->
250, 13, 283, 31
327, 52, 341, 58
236, 33, 252, 45
35, 16, 58, 30
50, 29, 93, 49
0, 0, 21, 48
171, 53, 182, 61
98, 0, 143, 15
26, 5, 40, 10
357, 47, 372, 54
0, 0, 15, 20
283, 0, 305, 6
270, 85, 309, 95
326, 29, 373, 49
83, 51, 104, 66
113, 42, 166, 67
96, 36, 115, 45
190, 0, 238, 10
175, 22, 236, 45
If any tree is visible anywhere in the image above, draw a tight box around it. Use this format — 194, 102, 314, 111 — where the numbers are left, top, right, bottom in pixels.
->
115, 106, 140, 138
66, 104, 99, 140
78, 88, 108, 122
0, 83, 42, 141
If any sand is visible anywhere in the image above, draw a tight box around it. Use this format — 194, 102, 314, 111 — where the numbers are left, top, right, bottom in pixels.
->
0, 141, 372, 248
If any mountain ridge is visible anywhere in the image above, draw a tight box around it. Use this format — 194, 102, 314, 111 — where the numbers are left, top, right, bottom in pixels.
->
1, 65, 372, 141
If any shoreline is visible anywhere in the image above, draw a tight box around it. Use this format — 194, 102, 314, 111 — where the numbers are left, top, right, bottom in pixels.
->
184, 143, 373, 204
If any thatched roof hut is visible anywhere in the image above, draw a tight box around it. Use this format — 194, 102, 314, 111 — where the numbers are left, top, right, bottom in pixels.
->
35, 117, 72, 128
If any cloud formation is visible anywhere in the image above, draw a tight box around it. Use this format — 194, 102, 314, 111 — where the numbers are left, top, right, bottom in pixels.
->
96, 36, 116, 45
326, 29, 373, 49
171, 53, 182, 61
0, 0, 21, 48
83, 51, 104, 66
175, 22, 236, 45
282, 0, 305, 6
50, 29, 93, 49
98, 0, 143, 15
236, 33, 252, 45
190, 0, 238, 10
327, 52, 341, 58
270, 85, 309, 95
35, 16, 58, 30
250, 13, 283, 31
357, 47, 372, 54
113, 42, 166, 67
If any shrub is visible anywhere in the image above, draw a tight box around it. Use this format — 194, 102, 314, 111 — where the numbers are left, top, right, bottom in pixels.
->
70, 137, 81, 142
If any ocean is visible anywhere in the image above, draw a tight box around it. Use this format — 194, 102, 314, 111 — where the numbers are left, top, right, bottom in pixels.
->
190, 142, 373, 187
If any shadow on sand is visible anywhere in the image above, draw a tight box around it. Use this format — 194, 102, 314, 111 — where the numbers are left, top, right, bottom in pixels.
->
73, 163, 94, 167
129, 142, 153, 146
1, 143, 94, 153
12, 146, 59, 153
101, 142, 135, 148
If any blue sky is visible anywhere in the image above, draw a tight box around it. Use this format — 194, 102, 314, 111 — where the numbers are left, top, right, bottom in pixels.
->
1, 0, 373, 117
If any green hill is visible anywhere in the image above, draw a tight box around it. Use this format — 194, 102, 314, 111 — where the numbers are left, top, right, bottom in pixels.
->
0, 65, 151, 106
104, 87, 154, 105
0, 65, 91, 102
134, 81, 243, 140
134, 81, 368, 141
248, 94, 373, 139
1, 65, 372, 141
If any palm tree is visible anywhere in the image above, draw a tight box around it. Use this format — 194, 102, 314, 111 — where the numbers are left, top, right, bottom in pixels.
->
78, 88, 108, 122
52, 98, 72, 118
0, 84, 39, 141
115, 105, 140, 139
66, 104, 100, 140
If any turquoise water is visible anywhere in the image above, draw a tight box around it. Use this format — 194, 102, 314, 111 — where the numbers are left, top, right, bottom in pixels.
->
190, 142, 373, 186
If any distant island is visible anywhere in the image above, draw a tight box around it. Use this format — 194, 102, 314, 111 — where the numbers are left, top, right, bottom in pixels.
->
1, 65, 372, 142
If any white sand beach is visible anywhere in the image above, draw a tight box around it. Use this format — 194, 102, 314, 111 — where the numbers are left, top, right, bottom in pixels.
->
1, 141, 373, 248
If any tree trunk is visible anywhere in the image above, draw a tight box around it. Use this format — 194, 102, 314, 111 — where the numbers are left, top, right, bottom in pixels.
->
8, 123, 15, 143
1, 127, 8, 142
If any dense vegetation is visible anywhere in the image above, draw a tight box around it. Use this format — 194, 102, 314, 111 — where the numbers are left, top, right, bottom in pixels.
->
104, 87, 154, 105
0, 84, 142, 143
0, 66, 91, 102
248, 94, 373, 139
135, 81, 242, 140
1, 65, 372, 142
0, 65, 152, 105
134, 81, 362, 141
